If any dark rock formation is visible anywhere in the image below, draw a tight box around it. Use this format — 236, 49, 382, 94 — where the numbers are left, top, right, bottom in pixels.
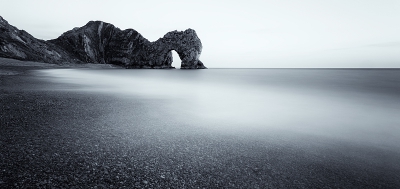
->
0, 16, 206, 69
0, 16, 76, 64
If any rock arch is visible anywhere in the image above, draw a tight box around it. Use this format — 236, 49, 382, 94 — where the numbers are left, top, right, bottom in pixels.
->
47, 21, 207, 69
0, 17, 207, 68
147, 29, 206, 69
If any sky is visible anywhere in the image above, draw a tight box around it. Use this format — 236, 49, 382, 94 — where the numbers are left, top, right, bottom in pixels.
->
1, 0, 399, 68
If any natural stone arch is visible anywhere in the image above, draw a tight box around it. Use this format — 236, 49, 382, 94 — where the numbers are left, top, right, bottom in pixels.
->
47, 20, 206, 69
146, 29, 206, 69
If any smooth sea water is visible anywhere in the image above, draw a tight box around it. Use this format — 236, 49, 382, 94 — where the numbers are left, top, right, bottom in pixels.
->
37, 68, 400, 149
32, 68, 400, 187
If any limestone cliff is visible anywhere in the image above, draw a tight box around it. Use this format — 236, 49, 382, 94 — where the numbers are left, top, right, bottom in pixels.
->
0, 16, 76, 64
0, 16, 206, 69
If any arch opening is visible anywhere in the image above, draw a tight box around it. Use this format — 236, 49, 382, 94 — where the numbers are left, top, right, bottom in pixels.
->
170, 50, 181, 69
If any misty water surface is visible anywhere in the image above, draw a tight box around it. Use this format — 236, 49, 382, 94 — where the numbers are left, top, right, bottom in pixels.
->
36, 68, 400, 150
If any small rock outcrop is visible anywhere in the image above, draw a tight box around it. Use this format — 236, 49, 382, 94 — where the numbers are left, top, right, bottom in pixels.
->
0, 16, 206, 69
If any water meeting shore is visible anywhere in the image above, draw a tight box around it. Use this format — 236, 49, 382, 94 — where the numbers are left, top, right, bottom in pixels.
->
1, 58, 400, 188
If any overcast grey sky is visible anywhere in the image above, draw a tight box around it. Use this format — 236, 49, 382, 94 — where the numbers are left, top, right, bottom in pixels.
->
1, 0, 399, 68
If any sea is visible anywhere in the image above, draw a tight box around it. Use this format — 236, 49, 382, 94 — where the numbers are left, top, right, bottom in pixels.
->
32, 68, 400, 187
36, 68, 400, 146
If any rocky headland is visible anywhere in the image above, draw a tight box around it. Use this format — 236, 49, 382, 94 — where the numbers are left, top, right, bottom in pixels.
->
0, 16, 206, 69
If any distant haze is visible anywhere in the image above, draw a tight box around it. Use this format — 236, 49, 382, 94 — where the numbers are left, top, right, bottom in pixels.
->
1, 0, 399, 68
